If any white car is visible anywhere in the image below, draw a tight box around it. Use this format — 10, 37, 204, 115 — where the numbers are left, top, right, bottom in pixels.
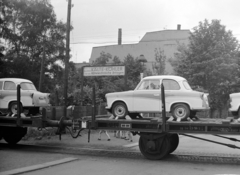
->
105, 75, 209, 120
0, 78, 50, 115
229, 93, 240, 117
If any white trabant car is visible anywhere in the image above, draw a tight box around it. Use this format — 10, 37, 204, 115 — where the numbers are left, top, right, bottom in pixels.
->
105, 75, 209, 120
0, 78, 50, 115
229, 93, 240, 117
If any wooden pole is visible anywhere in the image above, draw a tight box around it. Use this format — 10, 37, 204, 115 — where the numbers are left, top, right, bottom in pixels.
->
63, 0, 72, 117
39, 43, 45, 91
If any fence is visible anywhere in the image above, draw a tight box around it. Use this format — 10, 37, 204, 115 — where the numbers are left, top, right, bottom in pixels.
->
44, 104, 108, 120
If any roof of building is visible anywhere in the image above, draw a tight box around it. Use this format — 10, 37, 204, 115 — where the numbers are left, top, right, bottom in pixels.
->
140, 30, 190, 43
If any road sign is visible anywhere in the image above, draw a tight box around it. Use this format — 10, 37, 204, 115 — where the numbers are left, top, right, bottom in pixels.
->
83, 66, 125, 76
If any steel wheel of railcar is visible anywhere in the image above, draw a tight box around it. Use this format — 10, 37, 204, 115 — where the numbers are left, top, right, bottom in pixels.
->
9, 102, 22, 115
112, 102, 128, 118
237, 108, 240, 118
139, 134, 170, 160
3, 127, 27, 145
172, 104, 190, 120
167, 133, 179, 154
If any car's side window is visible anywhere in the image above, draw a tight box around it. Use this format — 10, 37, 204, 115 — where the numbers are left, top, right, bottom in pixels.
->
137, 80, 160, 90
149, 80, 160, 90
0, 81, 3, 90
162, 79, 180, 90
4, 81, 17, 90
137, 80, 149, 90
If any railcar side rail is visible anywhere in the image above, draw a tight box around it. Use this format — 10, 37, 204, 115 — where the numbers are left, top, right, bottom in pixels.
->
1, 84, 240, 160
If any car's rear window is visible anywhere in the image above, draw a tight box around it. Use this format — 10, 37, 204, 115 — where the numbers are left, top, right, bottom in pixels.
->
20, 82, 37, 90
162, 79, 180, 90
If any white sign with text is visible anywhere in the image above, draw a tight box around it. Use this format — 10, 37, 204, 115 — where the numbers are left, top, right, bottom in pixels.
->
83, 66, 125, 76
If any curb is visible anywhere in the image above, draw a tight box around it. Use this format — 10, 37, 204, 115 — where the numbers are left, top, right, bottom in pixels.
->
0, 157, 78, 175
123, 142, 138, 148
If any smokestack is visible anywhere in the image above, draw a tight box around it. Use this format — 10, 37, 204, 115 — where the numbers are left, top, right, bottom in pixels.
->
118, 28, 122, 45
177, 24, 181, 30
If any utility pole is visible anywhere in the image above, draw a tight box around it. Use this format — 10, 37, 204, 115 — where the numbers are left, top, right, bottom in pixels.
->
64, 0, 72, 117
39, 42, 45, 91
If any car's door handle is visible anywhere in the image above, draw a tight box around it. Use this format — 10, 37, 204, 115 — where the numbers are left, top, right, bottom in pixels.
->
167, 94, 174, 96
153, 94, 160, 96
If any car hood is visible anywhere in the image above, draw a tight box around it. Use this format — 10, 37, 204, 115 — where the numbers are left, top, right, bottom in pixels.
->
105, 90, 134, 98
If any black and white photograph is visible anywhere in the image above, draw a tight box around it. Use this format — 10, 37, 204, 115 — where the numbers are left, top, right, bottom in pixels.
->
1, 0, 240, 174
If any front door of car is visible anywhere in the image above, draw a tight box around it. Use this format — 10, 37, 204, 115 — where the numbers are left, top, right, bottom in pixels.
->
133, 79, 161, 112
162, 79, 181, 110
0, 81, 18, 109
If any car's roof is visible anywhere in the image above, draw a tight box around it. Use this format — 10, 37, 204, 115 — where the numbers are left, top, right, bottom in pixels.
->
0, 78, 32, 83
143, 75, 186, 81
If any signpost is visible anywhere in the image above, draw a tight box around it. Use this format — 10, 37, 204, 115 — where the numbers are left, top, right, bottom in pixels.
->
81, 65, 127, 129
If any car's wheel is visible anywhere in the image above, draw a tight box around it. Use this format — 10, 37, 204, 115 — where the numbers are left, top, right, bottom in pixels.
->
171, 104, 190, 120
112, 102, 128, 118
9, 102, 23, 115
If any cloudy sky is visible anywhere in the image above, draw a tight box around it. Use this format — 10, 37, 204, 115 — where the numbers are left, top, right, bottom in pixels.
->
50, 0, 240, 63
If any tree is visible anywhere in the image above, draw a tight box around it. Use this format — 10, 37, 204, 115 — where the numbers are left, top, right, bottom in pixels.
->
172, 19, 240, 118
1, 0, 67, 92
70, 53, 147, 106
152, 48, 167, 75
92, 51, 112, 65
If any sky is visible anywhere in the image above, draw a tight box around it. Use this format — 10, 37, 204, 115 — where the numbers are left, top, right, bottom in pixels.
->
50, 0, 240, 63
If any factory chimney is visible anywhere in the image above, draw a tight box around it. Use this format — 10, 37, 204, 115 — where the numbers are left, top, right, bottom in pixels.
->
177, 24, 181, 30
118, 28, 122, 45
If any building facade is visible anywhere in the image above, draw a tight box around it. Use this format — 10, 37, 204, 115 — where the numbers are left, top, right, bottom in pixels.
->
89, 26, 190, 74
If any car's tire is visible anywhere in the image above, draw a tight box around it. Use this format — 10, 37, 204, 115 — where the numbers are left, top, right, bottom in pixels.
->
171, 103, 190, 120
112, 102, 128, 118
9, 102, 23, 115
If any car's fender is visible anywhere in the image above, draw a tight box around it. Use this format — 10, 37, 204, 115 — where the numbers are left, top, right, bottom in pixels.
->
167, 101, 191, 112
229, 93, 240, 112
105, 91, 134, 111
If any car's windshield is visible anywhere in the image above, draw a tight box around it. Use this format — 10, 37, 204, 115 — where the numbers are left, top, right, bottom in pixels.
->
20, 82, 37, 90
183, 80, 192, 90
